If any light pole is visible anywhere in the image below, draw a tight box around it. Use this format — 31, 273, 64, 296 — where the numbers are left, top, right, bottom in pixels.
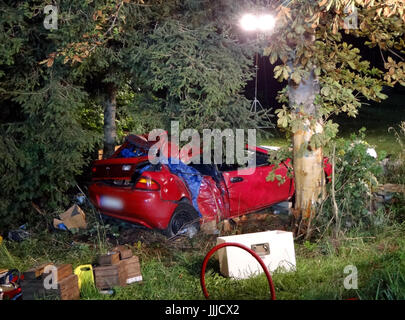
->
240, 14, 276, 129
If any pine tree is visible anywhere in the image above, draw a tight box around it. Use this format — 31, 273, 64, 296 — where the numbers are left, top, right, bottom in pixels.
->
0, 0, 260, 228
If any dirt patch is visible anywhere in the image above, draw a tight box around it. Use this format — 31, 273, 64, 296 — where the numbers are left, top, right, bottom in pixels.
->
118, 227, 167, 246
115, 211, 291, 251
232, 211, 291, 235
117, 225, 218, 254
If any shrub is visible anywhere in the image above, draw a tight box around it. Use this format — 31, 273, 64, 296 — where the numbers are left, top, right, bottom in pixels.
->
315, 129, 385, 236
387, 121, 405, 184
0, 82, 98, 231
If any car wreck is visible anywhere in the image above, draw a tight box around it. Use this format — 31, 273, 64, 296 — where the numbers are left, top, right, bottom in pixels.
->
89, 133, 331, 238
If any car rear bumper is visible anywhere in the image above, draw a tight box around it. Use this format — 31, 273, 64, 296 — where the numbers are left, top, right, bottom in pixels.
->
88, 182, 177, 230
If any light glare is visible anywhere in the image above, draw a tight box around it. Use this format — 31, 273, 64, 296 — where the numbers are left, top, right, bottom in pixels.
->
258, 14, 275, 31
240, 13, 275, 32
240, 14, 257, 31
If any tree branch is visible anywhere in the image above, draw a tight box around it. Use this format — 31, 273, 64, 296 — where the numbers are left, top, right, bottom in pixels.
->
379, 47, 386, 64
388, 48, 404, 61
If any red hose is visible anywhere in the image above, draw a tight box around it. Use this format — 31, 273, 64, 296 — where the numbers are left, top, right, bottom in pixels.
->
200, 242, 276, 300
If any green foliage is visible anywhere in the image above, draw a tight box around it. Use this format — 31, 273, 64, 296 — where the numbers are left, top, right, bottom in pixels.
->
315, 130, 385, 234
1, 220, 404, 300
48, 0, 261, 134
386, 121, 405, 183
266, 145, 294, 183
0, 80, 97, 229
263, 0, 404, 150
0, 1, 96, 229
121, 1, 259, 132
0, 0, 262, 230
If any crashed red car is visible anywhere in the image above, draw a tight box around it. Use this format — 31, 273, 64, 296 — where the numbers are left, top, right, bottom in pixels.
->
89, 134, 331, 237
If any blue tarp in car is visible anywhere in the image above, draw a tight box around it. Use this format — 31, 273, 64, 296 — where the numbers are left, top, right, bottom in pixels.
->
120, 146, 147, 158
140, 158, 203, 216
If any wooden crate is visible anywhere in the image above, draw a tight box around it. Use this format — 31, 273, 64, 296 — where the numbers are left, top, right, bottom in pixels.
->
42, 264, 73, 283
113, 245, 133, 260
21, 278, 58, 300
122, 256, 142, 284
21, 264, 79, 300
98, 252, 120, 266
21, 273, 79, 300
23, 263, 54, 280
94, 260, 127, 290
58, 274, 80, 300
56, 264, 73, 282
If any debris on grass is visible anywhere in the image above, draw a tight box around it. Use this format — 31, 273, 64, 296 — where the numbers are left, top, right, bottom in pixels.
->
53, 204, 87, 232
21, 263, 80, 300
8, 225, 30, 242
94, 249, 142, 291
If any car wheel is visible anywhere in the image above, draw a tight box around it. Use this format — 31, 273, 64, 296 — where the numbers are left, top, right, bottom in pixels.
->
164, 203, 200, 238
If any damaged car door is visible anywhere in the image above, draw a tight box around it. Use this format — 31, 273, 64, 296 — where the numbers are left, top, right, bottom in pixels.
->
220, 149, 294, 217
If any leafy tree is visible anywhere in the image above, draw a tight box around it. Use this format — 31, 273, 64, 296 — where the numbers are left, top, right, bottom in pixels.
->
128, 1, 257, 132
262, 0, 404, 236
0, 1, 97, 229
42, 0, 261, 152
0, 0, 261, 229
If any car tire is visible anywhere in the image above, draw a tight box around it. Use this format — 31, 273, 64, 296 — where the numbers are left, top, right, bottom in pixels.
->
163, 203, 200, 238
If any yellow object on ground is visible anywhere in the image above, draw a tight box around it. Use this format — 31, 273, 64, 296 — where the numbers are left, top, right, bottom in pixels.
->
0, 235, 3, 245
74, 264, 95, 289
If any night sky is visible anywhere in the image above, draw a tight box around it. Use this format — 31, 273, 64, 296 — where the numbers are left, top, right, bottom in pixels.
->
243, 34, 393, 114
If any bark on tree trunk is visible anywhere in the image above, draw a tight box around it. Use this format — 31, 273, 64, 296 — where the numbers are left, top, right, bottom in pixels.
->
288, 69, 325, 236
103, 83, 117, 159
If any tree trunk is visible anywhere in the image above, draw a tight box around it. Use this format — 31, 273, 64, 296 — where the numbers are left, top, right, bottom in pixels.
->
288, 69, 325, 236
103, 83, 117, 159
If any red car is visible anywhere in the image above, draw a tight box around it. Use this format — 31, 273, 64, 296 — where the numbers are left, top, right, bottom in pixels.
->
89, 134, 331, 237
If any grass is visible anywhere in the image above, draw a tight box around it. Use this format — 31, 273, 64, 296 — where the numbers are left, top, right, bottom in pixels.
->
1, 90, 404, 300
1, 216, 404, 300
334, 91, 405, 155
258, 90, 405, 155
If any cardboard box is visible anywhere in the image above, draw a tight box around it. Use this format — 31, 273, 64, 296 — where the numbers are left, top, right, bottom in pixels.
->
216, 230, 296, 279
53, 205, 87, 230
0, 269, 9, 281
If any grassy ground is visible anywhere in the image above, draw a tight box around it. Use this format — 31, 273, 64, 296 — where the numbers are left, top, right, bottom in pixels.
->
1, 208, 404, 300
334, 90, 405, 155
259, 90, 405, 155
1, 90, 404, 300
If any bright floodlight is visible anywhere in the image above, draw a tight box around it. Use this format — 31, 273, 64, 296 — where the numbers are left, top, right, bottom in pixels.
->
240, 13, 275, 32
240, 14, 257, 31
258, 14, 275, 31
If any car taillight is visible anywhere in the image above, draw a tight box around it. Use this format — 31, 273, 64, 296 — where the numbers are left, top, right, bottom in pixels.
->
92, 167, 97, 173
134, 177, 160, 190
